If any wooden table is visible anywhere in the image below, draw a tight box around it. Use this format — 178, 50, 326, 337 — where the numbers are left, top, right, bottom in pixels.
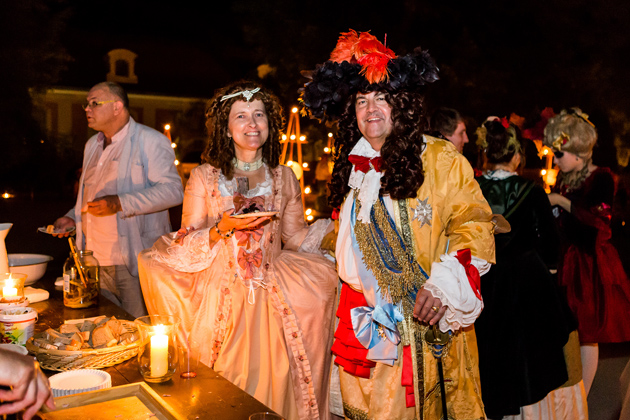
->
28, 272, 276, 420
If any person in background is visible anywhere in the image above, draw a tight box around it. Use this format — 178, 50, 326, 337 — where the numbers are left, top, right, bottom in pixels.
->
545, 108, 630, 396
302, 30, 495, 420
51, 81, 184, 318
0, 350, 55, 420
475, 117, 587, 419
429, 106, 469, 153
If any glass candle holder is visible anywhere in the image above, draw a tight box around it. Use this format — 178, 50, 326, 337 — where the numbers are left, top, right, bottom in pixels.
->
135, 315, 180, 383
0, 273, 26, 303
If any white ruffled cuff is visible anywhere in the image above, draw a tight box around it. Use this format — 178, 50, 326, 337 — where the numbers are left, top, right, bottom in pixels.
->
423, 252, 487, 333
149, 228, 221, 273
298, 218, 333, 255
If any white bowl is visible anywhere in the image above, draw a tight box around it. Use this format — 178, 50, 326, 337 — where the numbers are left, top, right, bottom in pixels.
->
8, 254, 53, 285
49, 369, 112, 398
0, 343, 29, 355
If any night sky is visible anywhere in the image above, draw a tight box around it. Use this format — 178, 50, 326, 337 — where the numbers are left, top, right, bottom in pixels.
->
56, 0, 630, 116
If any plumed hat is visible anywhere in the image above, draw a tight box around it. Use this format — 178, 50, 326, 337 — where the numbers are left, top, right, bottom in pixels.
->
300, 30, 439, 122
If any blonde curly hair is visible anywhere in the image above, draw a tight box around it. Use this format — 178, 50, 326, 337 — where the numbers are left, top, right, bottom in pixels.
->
543, 108, 597, 160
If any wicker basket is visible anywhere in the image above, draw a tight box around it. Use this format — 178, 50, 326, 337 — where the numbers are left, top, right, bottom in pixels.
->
26, 320, 140, 371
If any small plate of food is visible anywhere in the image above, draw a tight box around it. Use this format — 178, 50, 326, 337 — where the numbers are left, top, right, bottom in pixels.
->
230, 211, 278, 219
38, 225, 76, 235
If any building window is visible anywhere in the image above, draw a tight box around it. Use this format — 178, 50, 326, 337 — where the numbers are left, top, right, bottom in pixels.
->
115, 59, 130, 77
107, 49, 138, 84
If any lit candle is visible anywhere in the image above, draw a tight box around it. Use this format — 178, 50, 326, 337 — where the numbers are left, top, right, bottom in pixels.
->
150, 324, 169, 377
2, 277, 18, 301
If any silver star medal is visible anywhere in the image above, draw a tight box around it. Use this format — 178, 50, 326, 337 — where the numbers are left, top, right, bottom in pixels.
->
413, 197, 432, 227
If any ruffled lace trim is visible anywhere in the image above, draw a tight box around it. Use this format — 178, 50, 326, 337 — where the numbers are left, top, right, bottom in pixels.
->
148, 229, 220, 273
218, 169, 273, 198
347, 138, 382, 223
483, 169, 517, 180
298, 218, 332, 255
267, 267, 320, 420
423, 252, 485, 333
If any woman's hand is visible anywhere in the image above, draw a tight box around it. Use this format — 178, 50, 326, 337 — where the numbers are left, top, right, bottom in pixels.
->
219, 209, 270, 232
174, 226, 196, 244
548, 193, 571, 211
413, 288, 447, 326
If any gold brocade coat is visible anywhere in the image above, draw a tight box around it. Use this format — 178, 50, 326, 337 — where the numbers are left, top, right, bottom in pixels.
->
339, 136, 496, 420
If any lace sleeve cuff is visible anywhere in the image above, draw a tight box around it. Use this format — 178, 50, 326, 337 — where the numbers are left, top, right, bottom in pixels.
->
298, 218, 333, 255
148, 228, 221, 273
423, 252, 487, 333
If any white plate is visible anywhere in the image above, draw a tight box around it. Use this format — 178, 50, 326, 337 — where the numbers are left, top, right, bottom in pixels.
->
37, 226, 75, 235
49, 369, 112, 398
230, 211, 278, 219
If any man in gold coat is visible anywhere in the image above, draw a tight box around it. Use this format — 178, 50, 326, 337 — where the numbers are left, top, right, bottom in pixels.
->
302, 30, 496, 419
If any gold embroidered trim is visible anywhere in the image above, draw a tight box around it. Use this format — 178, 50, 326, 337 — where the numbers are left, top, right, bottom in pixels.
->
343, 402, 370, 420
353, 199, 427, 310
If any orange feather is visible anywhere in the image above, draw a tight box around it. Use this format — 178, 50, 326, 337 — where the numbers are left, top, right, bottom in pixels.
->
330, 30, 360, 63
329, 30, 397, 84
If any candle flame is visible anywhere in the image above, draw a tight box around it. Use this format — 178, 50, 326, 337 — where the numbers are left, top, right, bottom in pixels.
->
154, 324, 167, 335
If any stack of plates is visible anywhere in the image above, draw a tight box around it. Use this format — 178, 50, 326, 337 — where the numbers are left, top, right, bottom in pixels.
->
49, 369, 112, 398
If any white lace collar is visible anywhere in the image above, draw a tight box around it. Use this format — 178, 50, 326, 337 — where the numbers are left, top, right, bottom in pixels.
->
348, 137, 382, 223
483, 169, 517, 180
218, 166, 273, 198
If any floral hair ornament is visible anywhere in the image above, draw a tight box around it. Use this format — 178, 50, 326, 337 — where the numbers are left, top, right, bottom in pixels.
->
300, 29, 439, 122
567, 108, 596, 128
475, 126, 488, 149
552, 132, 570, 151
220, 87, 261, 103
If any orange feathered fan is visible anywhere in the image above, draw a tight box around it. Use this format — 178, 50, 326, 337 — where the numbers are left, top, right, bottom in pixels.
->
329, 30, 397, 84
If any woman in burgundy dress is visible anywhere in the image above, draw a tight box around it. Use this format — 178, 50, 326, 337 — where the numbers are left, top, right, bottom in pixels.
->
546, 108, 630, 395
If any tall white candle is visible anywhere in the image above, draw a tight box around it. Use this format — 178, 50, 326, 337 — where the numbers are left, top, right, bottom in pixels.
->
150, 325, 169, 377
2, 277, 18, 301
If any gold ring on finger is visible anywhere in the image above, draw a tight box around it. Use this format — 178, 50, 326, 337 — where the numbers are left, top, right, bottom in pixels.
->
431, 306, 439, 313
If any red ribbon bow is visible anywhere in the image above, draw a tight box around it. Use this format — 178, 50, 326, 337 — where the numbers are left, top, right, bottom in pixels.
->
235, 226, 264, 246
455, 249, 482, 300
348, 155, 382, 173
233, 194, 265, 215
237, 248, 263, 279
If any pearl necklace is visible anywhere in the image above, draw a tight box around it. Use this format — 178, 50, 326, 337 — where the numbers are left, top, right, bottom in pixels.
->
234, 157, 264, 171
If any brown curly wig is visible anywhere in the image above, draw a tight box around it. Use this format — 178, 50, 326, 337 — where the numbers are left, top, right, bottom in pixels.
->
328, 88, 427, 208
201, 81, 285, 179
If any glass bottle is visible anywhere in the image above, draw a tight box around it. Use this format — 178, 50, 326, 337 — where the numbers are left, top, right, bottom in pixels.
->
63, 250, 100, 308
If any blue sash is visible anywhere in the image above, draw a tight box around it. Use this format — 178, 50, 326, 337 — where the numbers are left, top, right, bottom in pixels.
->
349, 196, 428, 365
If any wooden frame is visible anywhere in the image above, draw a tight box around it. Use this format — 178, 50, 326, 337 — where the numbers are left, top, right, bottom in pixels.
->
36, 382, 184, 420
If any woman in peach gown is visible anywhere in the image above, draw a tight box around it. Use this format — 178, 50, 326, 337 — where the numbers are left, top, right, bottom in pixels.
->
138, 81, 338, 420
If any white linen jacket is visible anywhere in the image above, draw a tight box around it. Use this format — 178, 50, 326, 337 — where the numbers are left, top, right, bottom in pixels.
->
66, 117, 183, 276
